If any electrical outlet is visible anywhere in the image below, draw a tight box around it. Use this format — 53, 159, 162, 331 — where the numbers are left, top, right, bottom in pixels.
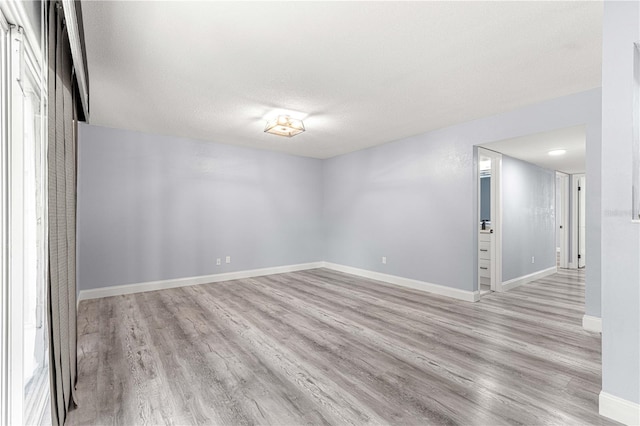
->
216, 258, 221, 266
226, 256, 231, 264
531, 256, 535, 264
382, 256, 387, 264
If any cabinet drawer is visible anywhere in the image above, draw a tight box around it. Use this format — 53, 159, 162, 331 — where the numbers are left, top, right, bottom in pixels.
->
479, 232, 492, 242
479, 241, 491, 260
479, 259, 491, 278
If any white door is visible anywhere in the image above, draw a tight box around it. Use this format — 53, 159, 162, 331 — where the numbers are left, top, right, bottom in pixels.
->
578, 176, 586, 268
556, 172, 569, 268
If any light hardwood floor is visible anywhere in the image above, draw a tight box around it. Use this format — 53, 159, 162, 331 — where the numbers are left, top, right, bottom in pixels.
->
67, 268, 615, 425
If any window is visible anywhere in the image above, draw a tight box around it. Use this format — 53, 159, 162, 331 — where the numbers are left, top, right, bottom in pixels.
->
0, 9, 10, 425
1, 7, 49, 425
18, 26, 48, 426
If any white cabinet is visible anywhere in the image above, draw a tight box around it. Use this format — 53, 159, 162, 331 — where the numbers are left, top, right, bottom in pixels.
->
479, 231, 493, 286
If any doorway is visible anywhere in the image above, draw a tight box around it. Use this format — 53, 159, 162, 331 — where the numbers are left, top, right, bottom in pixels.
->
477, 147, 502, 296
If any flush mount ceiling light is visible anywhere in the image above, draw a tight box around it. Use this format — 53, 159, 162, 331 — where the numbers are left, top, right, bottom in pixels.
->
548, 149, 567, 156
264, 115, 305, 138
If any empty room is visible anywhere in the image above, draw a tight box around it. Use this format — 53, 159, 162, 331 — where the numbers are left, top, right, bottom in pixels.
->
1, 1, 639, 425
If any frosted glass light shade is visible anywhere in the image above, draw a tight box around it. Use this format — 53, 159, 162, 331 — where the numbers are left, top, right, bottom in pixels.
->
264, 115, 305, 137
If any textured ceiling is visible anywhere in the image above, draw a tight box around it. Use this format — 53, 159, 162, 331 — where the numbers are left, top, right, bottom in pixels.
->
481, 125, 586, 174
82, 1, 602, 159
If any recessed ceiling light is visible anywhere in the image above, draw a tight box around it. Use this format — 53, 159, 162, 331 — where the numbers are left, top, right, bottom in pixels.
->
548, 149, 567, 156
264, 115, 305, 138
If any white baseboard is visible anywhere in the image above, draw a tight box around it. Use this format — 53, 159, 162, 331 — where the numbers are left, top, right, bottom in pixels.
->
599, 391, 640, 425
77, 262, 324, 302
322, 262, 479, 302
582, 314, 602, 333
79, 260, 492, 304
500, 266, 557, 292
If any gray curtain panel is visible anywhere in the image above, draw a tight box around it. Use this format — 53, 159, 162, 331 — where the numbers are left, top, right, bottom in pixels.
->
47, 2, 78, 425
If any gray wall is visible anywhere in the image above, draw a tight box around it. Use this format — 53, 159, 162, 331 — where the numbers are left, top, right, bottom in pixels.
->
501, 155, 556, 282
77, 124, 324, 290
323, 89, 601, 297
601, 1, 640, 405
78, 90, 602, 318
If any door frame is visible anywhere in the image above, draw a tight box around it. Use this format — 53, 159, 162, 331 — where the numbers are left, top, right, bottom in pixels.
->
477, 147, 503, 293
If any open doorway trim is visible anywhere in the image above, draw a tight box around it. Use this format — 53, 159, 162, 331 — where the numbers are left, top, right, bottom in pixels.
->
477, 147, 503, 293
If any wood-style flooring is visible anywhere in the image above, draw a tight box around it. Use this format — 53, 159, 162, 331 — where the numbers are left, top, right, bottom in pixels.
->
67, 268, 615, 425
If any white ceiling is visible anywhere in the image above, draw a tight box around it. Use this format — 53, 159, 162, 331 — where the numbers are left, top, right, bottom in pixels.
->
481, 125, 586, 174
81, 1, 602, 159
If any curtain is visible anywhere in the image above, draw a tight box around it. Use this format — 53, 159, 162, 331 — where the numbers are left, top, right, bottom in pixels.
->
47, 2, 78, 424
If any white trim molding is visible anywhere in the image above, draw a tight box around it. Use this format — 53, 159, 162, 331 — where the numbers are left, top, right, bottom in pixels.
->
78, 261, 481, 305
0, 10, 9, 426
77, 262, 324, 302
500, 266, 557, 292
599, 391, 640, 425
582, 314, 602, 333
322, 262, 479, 302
